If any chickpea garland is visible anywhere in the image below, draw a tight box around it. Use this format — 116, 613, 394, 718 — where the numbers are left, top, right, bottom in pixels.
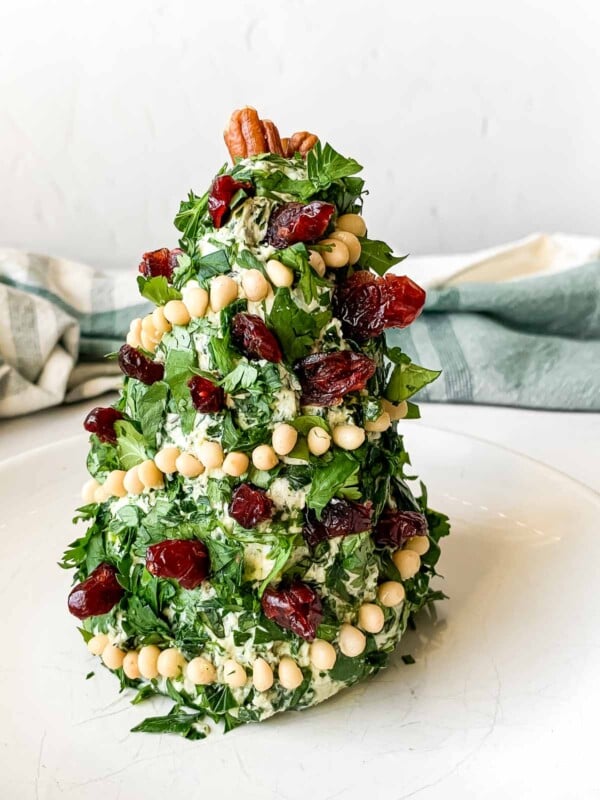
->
62, 107, 450, 739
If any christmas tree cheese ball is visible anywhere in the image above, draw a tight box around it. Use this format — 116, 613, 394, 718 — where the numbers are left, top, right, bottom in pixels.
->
63, 107, 450, 739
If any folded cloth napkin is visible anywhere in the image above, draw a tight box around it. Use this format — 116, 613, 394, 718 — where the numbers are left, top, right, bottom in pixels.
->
1, 234, 599, 418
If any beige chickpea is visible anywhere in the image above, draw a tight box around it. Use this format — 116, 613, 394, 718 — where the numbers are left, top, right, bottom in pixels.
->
187, 656, 217, 685
358, 603, 385, 634
241, 269, 269, 302
336, 213, 367, 238
222, 451, 250, 477
123, 651, 141, 680
252, 657, 274, 692
265, 259, 294, 288
332, 424, 365, 451
365, 411, 392, 433
141, 314, 157, 334
129, 317, 143, 342
319, 238, 350, 268
81, 478, 100, 505
338, 624, 366, 658
381, 398, 408, 421
330, 230, 361, 265
175, 452, 205, 478
307, 427, 332, 456
157, 648, 186, 679
152, 306, 172, 335
123, 466, 144, 495
272, 424, 298, 456
138, 459, 164, 490
308, 250, 326, 277
101, 643, 125, 671
103, 470, 127, 498
197, 441, 225, 470
278, 657, 303, 691
223, 659, 247, 689
87, 633, 109, 656
164, 300, 191, 327
309, 639, 337, 671
93, 483, 112, 504
210, 275, 239, 312
392, 549, 421, 580
405, 535, 430, 556
126, 330, 142, 348
183, 286, 210, 318
252, 444, 279, 471
377, 581, 406, 607
138, 645, 161, 680
140, 329, 159, 353
154, 446, 181, 475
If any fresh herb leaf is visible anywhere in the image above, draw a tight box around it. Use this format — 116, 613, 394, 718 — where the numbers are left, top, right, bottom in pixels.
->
220, 362, 258, 393
268, 288, 331, 362
131, 707, 207, 739
402, 654, 416, 665
307, 141, 363, 188
194, 250, 231, 282
385, 360, 440, 403
136, 276, 182, 305
114, 420, 147, 470
306, 452, 360, 518
174, 190, 209, 240
291, 415, 330, 435
357, 238, 407, 276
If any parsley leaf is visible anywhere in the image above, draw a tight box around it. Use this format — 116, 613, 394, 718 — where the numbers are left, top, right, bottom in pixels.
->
136, 276, 182, 305
268, 288, 331, 362
306, 452, 360, 518
385, 354, 441, 403
357, 238, 407, 276
220, 362, 258, 393
307, 141, 363, 188
114, 420, 147, 469
131, 707, 207, 740
174, 190, 209, 241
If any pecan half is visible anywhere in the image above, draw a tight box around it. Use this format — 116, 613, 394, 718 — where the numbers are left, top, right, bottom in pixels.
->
224, 108, 318, 161
260, 120, 284, 156
288, 131, 319, 157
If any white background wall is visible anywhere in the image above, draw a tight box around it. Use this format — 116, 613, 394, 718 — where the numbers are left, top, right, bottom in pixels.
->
1, 0, 599, 271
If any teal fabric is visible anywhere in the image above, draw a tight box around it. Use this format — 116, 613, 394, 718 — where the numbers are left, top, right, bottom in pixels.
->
387, 261, 600, 410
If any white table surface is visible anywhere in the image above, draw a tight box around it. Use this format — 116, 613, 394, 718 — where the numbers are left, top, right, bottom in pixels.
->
1, 398, 598, 493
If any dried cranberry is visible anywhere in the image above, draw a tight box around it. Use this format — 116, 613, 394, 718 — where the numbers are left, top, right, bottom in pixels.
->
138, 247, 181, 281
118, 344, 164, 385
265, 201, 335, 249
67, 563, 124, 620
373, 510, 428, 548
303, 499, 373, 547
294, 351, 376, 406
188, 375, 224, 413
231, 313, 282, 363
208, 175, 254, 228
261, 582, 323, 641
146, 539, 210, 590
83, 406, 123, 444
229, 483, 274, 529
334, 272, 426, 340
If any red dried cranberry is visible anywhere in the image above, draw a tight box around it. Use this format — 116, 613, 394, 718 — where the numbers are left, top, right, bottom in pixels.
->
145, 539, 210, 590
188, 375, 224, 413
231, 313, 282, 363
265, 201, 335, 249
208, 175, 254, 228
261, 582, 323, 641
334, 272, 426, 340
374, 510, 428, 548
67, 563, 124, 620
303, 499, 373, 547
229, 483, 274, 529
118, 344, 164, 385
294, 351, 376, 406
83, 406, 123, 444
138, 247, 181, 281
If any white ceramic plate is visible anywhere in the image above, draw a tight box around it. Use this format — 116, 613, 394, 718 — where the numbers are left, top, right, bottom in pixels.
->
1, 427, 599, 800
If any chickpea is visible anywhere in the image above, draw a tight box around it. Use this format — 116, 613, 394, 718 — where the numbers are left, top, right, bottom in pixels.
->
309, 639, 337, 671
332, 424, 365, 451
81, 478, 100, 505
154, 446, 181, 475
272, 424, 298, 456
265, 259, 294, 288
123, 651, 141, 680
377, 581, 406, 607
157, 648, 186, 679
330, 230, 361, 265
358, 603, 385, 634
123, 466, 144, 495
93, 483, 112, 504
140, 329, 159, 353
307, 427, 331, 456
278, 657, 303, 691
138, 459, 164, 490
129, 317, 143, 341
210, 275, 239, 312
187, 656, 217, 685
252, 657, 274, 692
183, 286, 210, 318
381, 398, 408, 421
126, 330, 141, 348
223, 659, 247, 689
101, 643, 125, 671
252, 444, 279, 471
405, 535, 430, 556
152, 306, 172, 335
338, 624, 366, 658
87, 633, 109, 656
365, 412, 392, 433
319, 238, 350, 268
336, 213, 367, 238
138, 645, 161, 679
164, 300, 191, 327
392, 549, 421, 580
141, 315, 157, 334
175, 452, 205, 478
197, 441, 225, 470
222, 451, 250, 477
103, 470, 127, 498
308, 250, 326, 277
241, 269, 269, 302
